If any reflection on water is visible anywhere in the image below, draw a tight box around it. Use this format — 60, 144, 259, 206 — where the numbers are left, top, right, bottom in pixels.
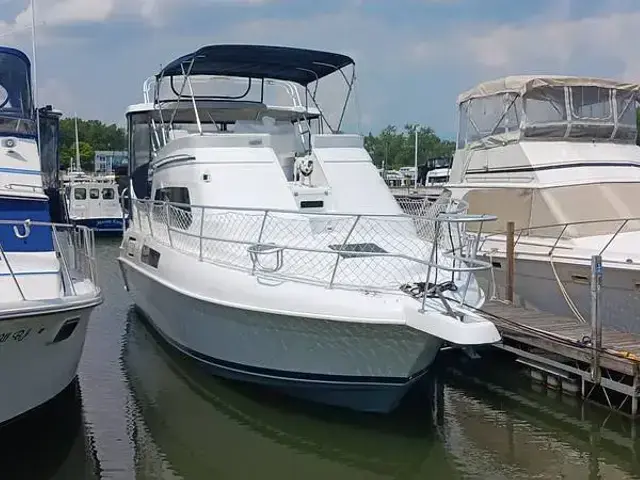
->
0, 381, 98, 479
123, 308, 457, 479
2, 239, 640, 479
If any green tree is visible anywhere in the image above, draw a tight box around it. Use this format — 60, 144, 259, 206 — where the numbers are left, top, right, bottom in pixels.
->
364, 124, 455, 170
58, 117, 126, 170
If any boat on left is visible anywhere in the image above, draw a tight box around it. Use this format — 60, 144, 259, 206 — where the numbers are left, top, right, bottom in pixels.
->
0, 46, 103, 426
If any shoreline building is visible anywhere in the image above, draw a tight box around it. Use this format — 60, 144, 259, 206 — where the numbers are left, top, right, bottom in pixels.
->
94, 150, 128, 174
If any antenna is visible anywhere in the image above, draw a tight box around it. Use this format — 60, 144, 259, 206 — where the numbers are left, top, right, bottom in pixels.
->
30, 0, 40, 151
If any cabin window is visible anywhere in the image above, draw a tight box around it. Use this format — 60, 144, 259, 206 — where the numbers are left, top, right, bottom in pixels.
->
102, 188, 115, 200
462, 93, 522, 144
615, 90, 638, 141
73, 188, 86, 200
571, 87, 611, 121
141, 245, 161, 268
0, 51, 36, 136
89, 188, 100, 199
154, 186, 192, 229
154, 187, 191, 207
523, 86, 637, 141
128, 112, 153, 199
523, 87, 567, 127
457, 102, 469, 149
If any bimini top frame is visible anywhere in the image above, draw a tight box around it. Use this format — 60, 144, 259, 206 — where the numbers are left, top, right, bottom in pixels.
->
153, 44, 356, 135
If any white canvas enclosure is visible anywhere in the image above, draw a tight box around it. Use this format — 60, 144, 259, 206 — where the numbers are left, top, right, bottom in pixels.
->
456, 75, 640, 150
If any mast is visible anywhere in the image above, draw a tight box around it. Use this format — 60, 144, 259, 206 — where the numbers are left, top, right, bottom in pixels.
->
74, 115, 81, 171
413, 127, 419, 187
30, 0, 40, 150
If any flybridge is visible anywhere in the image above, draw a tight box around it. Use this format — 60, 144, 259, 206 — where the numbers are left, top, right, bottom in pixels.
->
125, 44, 360, 202
149, 44, 357, 137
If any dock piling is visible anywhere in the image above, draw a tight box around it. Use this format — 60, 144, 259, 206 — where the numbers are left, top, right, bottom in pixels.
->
590, 255, 603, 384
506, 221, 515, 303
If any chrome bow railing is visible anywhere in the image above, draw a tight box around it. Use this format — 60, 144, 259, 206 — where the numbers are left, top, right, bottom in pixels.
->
128, 198, 497, 314
0, 220, 99, 301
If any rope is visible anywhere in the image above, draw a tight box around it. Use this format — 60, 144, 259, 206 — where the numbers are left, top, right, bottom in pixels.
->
487, 251, 498, 301
549, 255, 586, 324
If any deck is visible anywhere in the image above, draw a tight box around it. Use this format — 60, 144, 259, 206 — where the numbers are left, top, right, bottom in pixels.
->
477, 299, 640, 416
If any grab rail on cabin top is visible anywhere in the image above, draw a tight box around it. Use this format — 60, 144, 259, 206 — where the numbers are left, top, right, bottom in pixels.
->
475, 216, 640, 263
0, 220, 98, 301
129, 198, 497, 313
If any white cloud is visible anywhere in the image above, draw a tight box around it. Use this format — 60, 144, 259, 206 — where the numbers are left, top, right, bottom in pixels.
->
4, 0, 275, 31
410, 7, 640, 84
38, 77, 75, 112
15, 0, 114, 27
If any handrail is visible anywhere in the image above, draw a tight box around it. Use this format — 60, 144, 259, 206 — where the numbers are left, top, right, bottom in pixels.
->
0, 241, 26, 300
120, 186, 129, 235
478, 215, 640, 259
0, 220, 99, 302
131, 198, 497, 314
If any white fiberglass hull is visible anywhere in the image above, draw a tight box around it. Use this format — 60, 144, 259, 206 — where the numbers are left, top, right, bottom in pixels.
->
119, 259, 443, 413
478, 252, 640, 333
0, 301, 97, 426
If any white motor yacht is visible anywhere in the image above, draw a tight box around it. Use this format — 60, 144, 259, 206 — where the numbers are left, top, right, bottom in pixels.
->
445, 75, 640, 331
117, 44, 500, 413
0, 46, 102, 426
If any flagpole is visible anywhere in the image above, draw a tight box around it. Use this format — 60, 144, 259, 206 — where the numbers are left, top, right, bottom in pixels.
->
30, 0, 40, 149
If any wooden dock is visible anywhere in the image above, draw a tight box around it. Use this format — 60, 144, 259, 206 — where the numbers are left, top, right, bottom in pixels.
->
477, 299, 640, 417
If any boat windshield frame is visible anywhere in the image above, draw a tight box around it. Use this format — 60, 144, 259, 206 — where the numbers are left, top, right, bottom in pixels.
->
457, 77, 640, 149
152, 44, 356, 138
0, 47, 35, 138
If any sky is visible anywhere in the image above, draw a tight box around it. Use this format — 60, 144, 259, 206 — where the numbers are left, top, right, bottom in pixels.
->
1, 0, 639, 140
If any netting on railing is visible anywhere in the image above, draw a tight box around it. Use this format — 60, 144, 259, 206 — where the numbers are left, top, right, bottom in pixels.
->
395, 191, 471, 254
132, 199, 493, 301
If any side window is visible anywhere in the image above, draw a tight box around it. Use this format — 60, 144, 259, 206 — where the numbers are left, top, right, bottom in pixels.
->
102, 188, 115, 200
154, 187, 191, 210
153, 187, 192, 229
74, 188, 86, 200
89, 188, 100, 199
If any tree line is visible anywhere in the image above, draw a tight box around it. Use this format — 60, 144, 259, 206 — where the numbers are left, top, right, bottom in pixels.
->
364, 124, 456, 170
58, 118, 126, 170
56, 112, 640, 171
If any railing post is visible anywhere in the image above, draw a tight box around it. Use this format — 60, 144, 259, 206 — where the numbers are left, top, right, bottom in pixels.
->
590, 254, 603, 384
165, 203, 173, 247
420, 218, 441, 312
147, 203, 154, 236
199, 205, 205, 262
506, 221, 515, 303
329, 215, 360, 288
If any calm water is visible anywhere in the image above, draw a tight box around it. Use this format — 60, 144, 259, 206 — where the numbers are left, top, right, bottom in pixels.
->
2, 238, 640, 479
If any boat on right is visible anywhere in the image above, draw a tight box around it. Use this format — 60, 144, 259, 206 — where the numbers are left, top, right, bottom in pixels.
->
446, 75, 640, 332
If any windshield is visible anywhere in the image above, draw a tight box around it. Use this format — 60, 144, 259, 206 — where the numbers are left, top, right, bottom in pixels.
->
458, 84, 638, 146
434, 158, 451, 168
0, 50, 34, 136
523, 86, 637, 141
